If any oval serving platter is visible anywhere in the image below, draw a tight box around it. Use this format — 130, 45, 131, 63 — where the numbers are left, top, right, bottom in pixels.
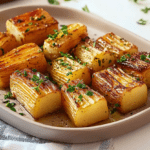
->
0, 5, 150, 144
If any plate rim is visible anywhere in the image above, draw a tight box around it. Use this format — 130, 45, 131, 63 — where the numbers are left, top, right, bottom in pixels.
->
0, 4, 150, 135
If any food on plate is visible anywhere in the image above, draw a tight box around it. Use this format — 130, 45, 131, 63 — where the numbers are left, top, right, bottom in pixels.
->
43, 23, 87, 60
116, 52, 150, 87
47, 55, 91, 85
61, 79, 109, 127
6, 8, 58, 46
10, 68, 61, 119
97, 32, 138, 58
0, 43, 47, 88
92, 67, 147, 113
0, 32, 19, 56
73, 36, 115, 72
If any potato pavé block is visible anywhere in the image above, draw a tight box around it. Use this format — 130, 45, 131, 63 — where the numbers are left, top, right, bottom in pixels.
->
73, 37, 115, 72
10, 68, 61, 119
92, 67, 147, 114
6, 8, 58, 45
61, 79, 109, 127
47, 55, 91, 86
0, 32, 18, 56
117, 52, 150, 88
43, 23, 87, 60
0, 43, 47, 88
97, 32, 138, 58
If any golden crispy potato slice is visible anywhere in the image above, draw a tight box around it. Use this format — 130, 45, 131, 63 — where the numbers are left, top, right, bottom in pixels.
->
61, 79, 109, 127
10, 68, 61, 119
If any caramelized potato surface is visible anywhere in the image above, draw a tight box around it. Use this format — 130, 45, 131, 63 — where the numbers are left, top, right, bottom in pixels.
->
43, 23, 87, 60
116, 52, 150, 87
10, 68, 61, 119
73, 37, 115, 72
0, 32, 18, 56
97, 32, 138, 58
61, 79, 109, 127
48, 56, 91, 85
92, 67, 147, 113
6, 8, 58, 45
0, 43, 47, 88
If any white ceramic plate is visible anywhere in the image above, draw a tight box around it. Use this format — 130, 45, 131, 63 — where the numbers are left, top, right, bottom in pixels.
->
0, 5, 150, 144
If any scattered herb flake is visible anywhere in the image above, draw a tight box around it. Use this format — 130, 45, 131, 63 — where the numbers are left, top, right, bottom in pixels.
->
32, 69, 37, 72
66, 72, 72, 76
86, 91, 93, 96
82, 5, 90, 13
67, 79, 70, 83
0, 47, 4, 55
28, 22, 33, 25
67, 85, 75, 92
109, 60, 112, 64
141, 7, 150, 13
140, 54, 146, 60
60, 52, 74, 60
137, 19, 147, 25
19, 113, 24, 116
48, 0, 60, 5
23, 70, 27, 77
93, 42, 96, 47
4, 92, 13, 99
25, 28, 30, 33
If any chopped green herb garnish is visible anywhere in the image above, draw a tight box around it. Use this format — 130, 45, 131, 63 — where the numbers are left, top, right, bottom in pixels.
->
114, 103, 120, 107
59, 85, 63, 89
82, 5, 90, 13
148, 54, 150, 58
4, 92, 13, 99
93, 42, 96, 47
61, 25, 68, 35
98, 60, 101, 66
117, 55, 127, 62
48, 29, 59, 40
45, 76, 49, 80
67, 66, 72, 69
109, 60, 112, 64
0, 47, 4, 55
67, 79, 70, 83
6, 102, 16, 112
60, 52, 74, 59
48, 0, 60, 5
77, 59, 81, 64
77, 82, 87, 89
25, 28, 30, 33
19, 113, 24, 116
3, 100, 10, 103
52, 80, 57, 84
137, 19, 147, 25
86, 91, 93, 96
126, 54, 131, 57
60, 62, 69, 66
141, 7, 150, 13
52, 43, 55, 46
67, 85, 75, 92
28, 22, 33, 25
140, 54, 146, 60
78, 94, 83, 102
66, 72, 72, 76
32, 69, 37, 72
24, 70, 27, 77
48, 62, 52, 65
82, 62, 88, 66
136, 77, 140, 81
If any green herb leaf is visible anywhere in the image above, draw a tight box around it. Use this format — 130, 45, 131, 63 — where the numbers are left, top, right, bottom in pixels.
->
66, 72, 72, 76
28, 22, 33, 25
10, 107, 16, 112
109, 60, 112, 64
141, 7, 150, 13
48, 0, 59, 5
67, 85, 75, 92
137, 19, 147, 25
78, 94, 83, 102
25, 28, 30, 33
0, 47, 4, 55
60, 52, 74, 59
98, 60, 101, 66
76, 82, 87, 89
67, 66, 72, 69
114, 103, 120, 107
93, 42, 96, 47
140, 54, 146, 60
24, 70, 27, 77
86, 91, 93, 96
32, 69, 37, 72
19, 113, 24, 116
67, 79, 70, 83
82, 62, 88, 66
4, 92, 13, 99
82, 5, 90, 13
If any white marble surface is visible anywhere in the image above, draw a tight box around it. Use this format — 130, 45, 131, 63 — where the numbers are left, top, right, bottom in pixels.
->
0, 0, 150, 149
